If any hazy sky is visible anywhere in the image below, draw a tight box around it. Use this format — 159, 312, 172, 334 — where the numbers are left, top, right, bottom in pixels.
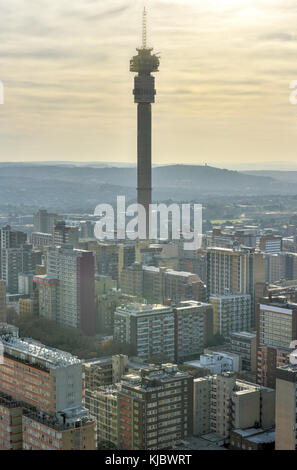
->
1, 0, 297, 169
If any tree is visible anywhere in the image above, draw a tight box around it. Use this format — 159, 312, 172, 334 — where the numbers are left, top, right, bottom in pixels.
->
97, 440, 119, 450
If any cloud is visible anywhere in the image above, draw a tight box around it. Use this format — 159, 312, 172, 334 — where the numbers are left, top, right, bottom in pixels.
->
260, 32, 295, 41
0, 0, 297, 165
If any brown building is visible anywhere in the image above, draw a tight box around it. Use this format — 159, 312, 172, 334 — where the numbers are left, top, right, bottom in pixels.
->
121, 262, 207, 305
22, 411, 96, 450
0, 392, 23, 450
118, 365, 193, 450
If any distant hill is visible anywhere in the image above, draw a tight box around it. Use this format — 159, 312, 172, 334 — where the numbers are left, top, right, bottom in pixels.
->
242, 170, 297, 182
0, 163, 296, 211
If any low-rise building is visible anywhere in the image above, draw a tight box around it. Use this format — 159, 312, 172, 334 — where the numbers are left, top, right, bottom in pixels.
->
193, 372, 275, 442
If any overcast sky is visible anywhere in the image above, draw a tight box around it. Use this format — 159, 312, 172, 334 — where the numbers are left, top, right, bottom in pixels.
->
0, 0, 297, 169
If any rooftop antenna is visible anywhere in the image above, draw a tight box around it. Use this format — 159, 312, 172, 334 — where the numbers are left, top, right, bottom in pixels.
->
142, 7, 147, 49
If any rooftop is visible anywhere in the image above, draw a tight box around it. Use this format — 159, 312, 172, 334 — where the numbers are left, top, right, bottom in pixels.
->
230, 331, 256, 339
116, 303, 172, 315
1, 336, 81, 368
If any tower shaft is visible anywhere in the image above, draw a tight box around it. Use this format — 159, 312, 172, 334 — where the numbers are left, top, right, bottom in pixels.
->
137, 102, 152, 228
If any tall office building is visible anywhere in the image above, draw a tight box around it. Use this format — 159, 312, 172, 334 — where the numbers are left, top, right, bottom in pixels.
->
130, 8, 160, 236
47, 245, 96, 335
114, 303, 175, 362
0, 324, 97, 450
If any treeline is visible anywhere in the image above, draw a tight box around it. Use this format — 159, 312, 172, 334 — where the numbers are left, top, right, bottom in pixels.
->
6, 313, 133, 360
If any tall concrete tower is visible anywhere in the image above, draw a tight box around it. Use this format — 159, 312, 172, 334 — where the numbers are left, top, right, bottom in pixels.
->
130, 8, 160, 237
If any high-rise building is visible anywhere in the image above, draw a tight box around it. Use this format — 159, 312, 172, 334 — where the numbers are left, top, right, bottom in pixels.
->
31, 231, 53, 250
96, 242, 136, 285
80, 220, 95, 239
114, 303, 175, 362
0, 324, 97, 450
130, 8, 160, 236
85, 386, 118, 447
53, 221, 79, 248
1, 245, 42, 294
0, 225, 27, 279
256, 295, 297, 388
230, 331, 257, 372
275, 364, 297, 450
209, 294, 252, 339
121, 262, 207, 304
47, 245, 96, 335
33, 274, 58, 321
206, 247, 265, 299
259, 234, 283, 254
265, 253, 287, 283
173, 300, 213, 361
33, 209, 58, 234
90, 364, 193, 450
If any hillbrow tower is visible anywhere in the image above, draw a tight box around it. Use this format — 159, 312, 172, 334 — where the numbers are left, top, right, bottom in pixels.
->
130, 8, 160, 237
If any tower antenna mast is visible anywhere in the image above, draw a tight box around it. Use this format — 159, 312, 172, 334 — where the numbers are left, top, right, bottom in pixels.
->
142, 7, 147, 49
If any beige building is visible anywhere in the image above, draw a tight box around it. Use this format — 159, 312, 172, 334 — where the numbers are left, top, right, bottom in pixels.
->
85, 386, 118, 447
275, 365, 297, 450
206, 247, 266, 298
33, 275, 58, 321
257, 296, 297, 388
210, 294, 252, 338
193, 372, 275, 442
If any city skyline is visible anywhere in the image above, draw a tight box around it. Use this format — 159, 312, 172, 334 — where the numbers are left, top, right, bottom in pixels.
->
0, 0, 297, 168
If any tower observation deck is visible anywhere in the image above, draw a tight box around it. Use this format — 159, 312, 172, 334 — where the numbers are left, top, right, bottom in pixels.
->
130, 8, 160, 238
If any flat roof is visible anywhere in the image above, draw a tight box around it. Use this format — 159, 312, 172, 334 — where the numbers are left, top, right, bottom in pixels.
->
2, 337, 81, 368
